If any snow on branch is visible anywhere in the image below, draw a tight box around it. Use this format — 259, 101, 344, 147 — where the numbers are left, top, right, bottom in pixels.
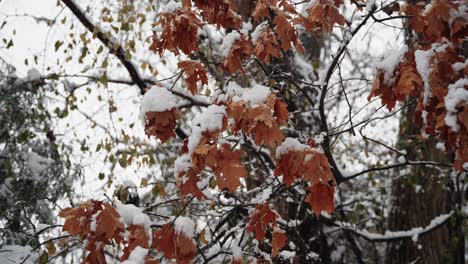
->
342, 211, 454, 242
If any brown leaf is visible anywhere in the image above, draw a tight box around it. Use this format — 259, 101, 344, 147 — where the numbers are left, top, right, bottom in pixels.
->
273, 97, 289, 124
253, 27, 282, 64
178, 60, 208, 95
305, 182, 335, 216
271, 230, 287, 257
145, 109, 180, 143
213, 144, 247, 191
121, 225, 150, 261
273, 11, 304, 52
302, 0, 346, 33
178, 168, 207, 200
95, 204, 125, 242
246, 203, 278, 241
193, 0, 242, 29
222, 36, 253, 74
150, 9, 202, 55
153, 224, 196, 263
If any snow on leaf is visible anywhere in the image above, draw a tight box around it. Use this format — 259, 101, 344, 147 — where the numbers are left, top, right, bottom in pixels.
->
222, 35, 253, 74
152, 223, 196, 263
121, 225, 150, 261
275, 138, 335, 186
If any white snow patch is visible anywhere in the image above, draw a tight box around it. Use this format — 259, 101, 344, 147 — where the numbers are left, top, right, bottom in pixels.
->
276, 137, 309, 158
174, 154, 192, 176
375, 45, 408, 85
121, 246, 148, 264
174, 216, 195, 238
237, 84, 271, 105
231, 245, 243, 260
160, 0, 181, 13
444, 78, 468, 131
435, 142, 446, 151
116, 202, 151, 227
187, 105, 227, 154
221, 31, 241, 57
139, 86, 178, 124
280, 250, 296, 259
353, 211, 454, 240
26, 68, 42, 81
0, 245, 38, 264
27, 151, 53, 179
241, 21, 252, 35
207, 243, 221, 258
251, 21, 268, 44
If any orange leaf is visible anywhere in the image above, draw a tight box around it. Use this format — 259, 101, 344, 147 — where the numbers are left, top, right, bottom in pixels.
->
212, 144, 247, 191
272, 230, 287, 257
305, 182, 335, 216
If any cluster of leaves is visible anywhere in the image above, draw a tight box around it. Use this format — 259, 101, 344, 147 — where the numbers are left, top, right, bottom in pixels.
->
368, 0, 468, 170
57, 0, 351, 262
55, 0, 467, 262
59, 200, 162, 263
60, 201, 125, 263
0, 61, 75, 248
150, 0, 345, 75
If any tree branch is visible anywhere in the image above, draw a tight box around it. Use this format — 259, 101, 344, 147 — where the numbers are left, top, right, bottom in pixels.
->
61, 0, 147, 94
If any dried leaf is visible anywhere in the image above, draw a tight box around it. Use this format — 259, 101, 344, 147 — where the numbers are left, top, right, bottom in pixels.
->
272, 230, 287, 257
145, 109, 180, 143
305, 182, 335, 216
178, 60, 208, 95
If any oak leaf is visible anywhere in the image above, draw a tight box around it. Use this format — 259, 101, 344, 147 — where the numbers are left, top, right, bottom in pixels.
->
121, 225, 150, 261
145, 109, 180, 143
177, 168, 207, 200
253, 27, 282, 64
178, 60, 208, 95
305, 182, 335, 216
302, 0, 345, 33
211, 144, 247, 191
272, 230, 287, 257
273, 10, 304, 52
193, 0, 242, 29
152, 223, 196, 264
246, 203, 278, 241
150, 9, 202, 55
222, 37, 253, 74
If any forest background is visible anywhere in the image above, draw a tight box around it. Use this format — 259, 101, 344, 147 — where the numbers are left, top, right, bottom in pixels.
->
0, 0, 466, 263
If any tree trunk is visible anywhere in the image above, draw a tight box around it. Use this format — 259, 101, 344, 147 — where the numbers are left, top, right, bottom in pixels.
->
386, 104, 463, 263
